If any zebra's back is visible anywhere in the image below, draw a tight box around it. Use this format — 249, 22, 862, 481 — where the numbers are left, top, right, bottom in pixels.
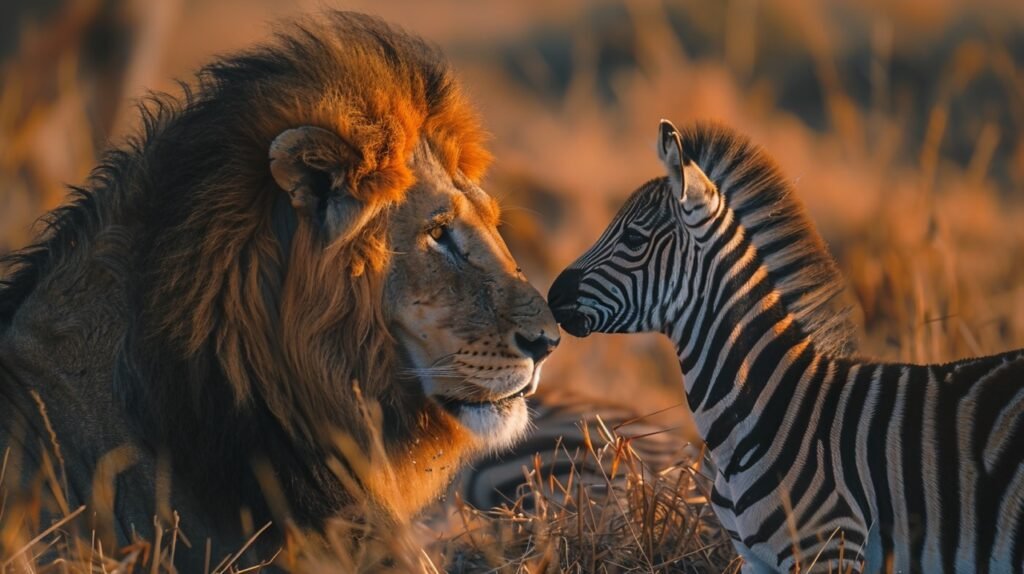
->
713, 349, 1024, 573
888, 350, 1024, 573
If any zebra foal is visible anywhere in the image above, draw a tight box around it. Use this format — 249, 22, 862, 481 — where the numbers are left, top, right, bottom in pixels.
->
547, 120, 1024, 573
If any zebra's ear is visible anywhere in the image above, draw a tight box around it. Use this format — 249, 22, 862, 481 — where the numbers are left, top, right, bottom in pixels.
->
657, 120, 716, 211
657, 119, 687, 196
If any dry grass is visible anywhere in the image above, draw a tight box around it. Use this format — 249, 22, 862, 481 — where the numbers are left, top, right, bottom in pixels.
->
432, 421, 732, 573
0, 407, 735, 573
1, 0, 1023, 571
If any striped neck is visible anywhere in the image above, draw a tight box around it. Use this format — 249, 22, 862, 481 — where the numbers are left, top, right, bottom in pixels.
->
665, 205, 824, 468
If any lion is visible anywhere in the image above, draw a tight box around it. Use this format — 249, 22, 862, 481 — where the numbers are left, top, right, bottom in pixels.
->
0, 12, 558, 569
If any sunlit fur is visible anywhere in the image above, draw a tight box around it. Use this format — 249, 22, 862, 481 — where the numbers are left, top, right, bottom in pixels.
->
0, 12, 554, 568
551, 122, 1024, 572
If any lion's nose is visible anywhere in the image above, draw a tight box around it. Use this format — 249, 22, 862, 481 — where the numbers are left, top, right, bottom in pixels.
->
513, 331, 560, 363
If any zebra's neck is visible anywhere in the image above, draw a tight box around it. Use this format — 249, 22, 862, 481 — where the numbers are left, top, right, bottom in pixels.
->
665, 210, 826, 470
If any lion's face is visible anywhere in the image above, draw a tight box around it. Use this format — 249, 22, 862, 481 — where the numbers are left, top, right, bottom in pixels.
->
269, 121, 558, 459
385, 142, 559, 451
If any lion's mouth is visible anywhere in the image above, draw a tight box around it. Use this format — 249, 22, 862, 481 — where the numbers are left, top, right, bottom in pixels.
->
435, 383, 532, 416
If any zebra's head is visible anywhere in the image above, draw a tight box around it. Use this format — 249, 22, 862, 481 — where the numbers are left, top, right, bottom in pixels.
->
548, 119, 719, 337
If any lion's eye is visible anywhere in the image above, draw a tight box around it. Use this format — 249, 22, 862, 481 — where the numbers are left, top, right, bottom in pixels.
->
427, 223, 465, 261
428, 225, 448, 242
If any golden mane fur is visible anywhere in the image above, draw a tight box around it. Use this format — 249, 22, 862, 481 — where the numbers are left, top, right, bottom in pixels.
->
152, 12, 493, 435
0, 11, 502, 545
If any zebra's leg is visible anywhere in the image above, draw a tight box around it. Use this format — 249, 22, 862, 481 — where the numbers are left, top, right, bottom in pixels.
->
734, 541, 777, 574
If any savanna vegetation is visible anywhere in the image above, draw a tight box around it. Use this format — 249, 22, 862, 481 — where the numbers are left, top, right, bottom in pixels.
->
1, 1, 1022, 571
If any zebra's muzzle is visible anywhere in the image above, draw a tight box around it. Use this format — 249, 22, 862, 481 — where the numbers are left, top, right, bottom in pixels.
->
554, 307, 592, 337
548, 268, 593, 337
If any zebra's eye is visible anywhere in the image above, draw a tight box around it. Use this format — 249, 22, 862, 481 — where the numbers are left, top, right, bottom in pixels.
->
623, 228, 647, 249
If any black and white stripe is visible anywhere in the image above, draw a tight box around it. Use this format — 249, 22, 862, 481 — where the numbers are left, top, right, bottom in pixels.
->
456, 395, 695, 511
548, 120, 1024, 573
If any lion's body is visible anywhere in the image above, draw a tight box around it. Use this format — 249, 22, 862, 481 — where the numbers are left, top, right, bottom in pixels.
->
0, 12, 557, 569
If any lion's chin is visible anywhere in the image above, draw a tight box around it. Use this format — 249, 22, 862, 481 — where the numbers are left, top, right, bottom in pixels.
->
439, 395, 530, 454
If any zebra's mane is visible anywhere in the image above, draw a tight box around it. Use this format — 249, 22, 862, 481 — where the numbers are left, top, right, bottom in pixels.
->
678, 122, 856, 357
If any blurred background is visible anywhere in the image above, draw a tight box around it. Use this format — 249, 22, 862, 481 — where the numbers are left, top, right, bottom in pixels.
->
2, 0, 1023, 443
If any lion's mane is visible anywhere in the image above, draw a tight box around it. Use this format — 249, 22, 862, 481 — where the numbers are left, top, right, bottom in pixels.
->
0, 11, 491, 531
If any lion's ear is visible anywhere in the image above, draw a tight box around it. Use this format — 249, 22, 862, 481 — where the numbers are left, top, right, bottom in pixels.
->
269, 126, 364, 239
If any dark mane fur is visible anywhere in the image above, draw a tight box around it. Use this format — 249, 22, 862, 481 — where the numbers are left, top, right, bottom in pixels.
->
0, 11, 492, 530
0, 171, 114, 321
679, 122, 857, 357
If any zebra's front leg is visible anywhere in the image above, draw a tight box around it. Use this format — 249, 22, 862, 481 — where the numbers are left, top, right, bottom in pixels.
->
734, 543, 778, 574
712, 476, 777, 573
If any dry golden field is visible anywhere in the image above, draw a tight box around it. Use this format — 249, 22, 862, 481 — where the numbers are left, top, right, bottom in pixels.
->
1, 0, 1023, 571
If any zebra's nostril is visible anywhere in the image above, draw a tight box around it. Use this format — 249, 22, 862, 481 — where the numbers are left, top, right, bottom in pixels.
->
547, 268, 582, 310
551, 305, 580, 330
514, 332, 558, 362
557, 311, 591, 338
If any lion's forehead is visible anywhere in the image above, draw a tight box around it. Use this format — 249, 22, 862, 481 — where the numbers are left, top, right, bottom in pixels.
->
461, 186, 501, 227
407, 140, 500, 226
